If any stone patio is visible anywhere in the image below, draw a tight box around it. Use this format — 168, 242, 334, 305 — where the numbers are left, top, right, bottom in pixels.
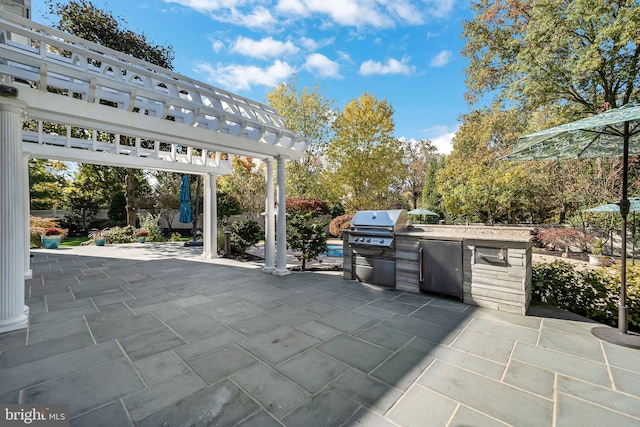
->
1, 242, 639, 426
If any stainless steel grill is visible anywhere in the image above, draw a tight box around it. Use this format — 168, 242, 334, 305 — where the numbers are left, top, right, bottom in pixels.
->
348, 210, 409, 248
347, 210, 409, 288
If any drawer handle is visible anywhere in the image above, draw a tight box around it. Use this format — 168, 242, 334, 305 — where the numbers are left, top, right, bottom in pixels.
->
419, 247, 424, 283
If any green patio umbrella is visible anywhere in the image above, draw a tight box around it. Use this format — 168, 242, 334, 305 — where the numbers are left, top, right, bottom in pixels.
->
407, 208, 439, 216
502, 103, 640, 348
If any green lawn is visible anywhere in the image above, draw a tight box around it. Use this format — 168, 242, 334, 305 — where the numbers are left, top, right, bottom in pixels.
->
59, 237, 90, 247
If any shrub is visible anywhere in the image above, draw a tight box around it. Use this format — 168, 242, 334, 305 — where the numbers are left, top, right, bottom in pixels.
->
103, 225, 136, 243
329, 213, 354, 237
287, 212, 329, 270
30, 217, 67, 248
532, 261, 639, 331
138, 213, 163, 242
286, 198, 331, 215
229, 220, 262, 255
168, 232, 183, 242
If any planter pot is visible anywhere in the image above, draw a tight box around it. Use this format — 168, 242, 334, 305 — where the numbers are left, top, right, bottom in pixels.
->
589, 254, 610, 267
137, 237, 146, 243
41, 235, 62, 249
95, 237, 106, 246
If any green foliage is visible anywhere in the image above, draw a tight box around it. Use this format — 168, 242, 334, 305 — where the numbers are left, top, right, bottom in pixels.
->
217, 158, 265, 217
138, 212, 163, 242
29, 159, 69, 209
108, 191, 127, 223
267, 75, 335, 199
286, 212, 329, 270
325, 93, 406, 211
229, 220, 262, 256
217, 191, 243, 227
102, 225, 136, 243
47, 0, 174, 69
168, 232, 183, 242
532, 261, 640, 331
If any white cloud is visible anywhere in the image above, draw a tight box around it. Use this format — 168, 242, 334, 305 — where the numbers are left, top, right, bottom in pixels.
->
225, 6, 277, 29
163, 0, 243, 13
299, 36, 335, 51
194, 60, 296, 91
424, 0, 456, 18
422, 124, 459, 155
304, 53, 342, 78
359, 56, 415, 76
276, 0, 310, 16
209, 38, 224, 53
166, 0, 456, 29
230, 36, 299, 59
430, 50, 453, 67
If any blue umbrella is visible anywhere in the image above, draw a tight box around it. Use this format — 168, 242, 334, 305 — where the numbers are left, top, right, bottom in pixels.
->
179, 175, 192, 223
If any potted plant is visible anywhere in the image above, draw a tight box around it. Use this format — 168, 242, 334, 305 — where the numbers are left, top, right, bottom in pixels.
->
89, 229, 107, 246
589, 239, 610, 266
41, 227, 64, 249
135, 230, 149, 243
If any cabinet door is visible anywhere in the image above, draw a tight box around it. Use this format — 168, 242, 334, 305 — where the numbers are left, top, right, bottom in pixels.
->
419, 240, 463, 299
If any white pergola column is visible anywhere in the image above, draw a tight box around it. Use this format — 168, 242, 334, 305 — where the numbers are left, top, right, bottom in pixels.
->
23, 154, 32, 280
262, 158, 275, 272
0, 98, 29, 333
273, 156, 290, 276
202, 172, 217, 258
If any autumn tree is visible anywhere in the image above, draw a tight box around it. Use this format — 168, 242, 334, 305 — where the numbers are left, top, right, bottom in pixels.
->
401, 139, 438, 209
217, 157, 265, 218
267, 76, 335, 200
46, 0, 174, 226
325, 93, 406, 211
29, 159, 69, 209
463, 0, 640, 113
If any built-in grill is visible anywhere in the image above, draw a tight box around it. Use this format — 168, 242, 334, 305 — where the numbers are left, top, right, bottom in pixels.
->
347, 210, 409, 287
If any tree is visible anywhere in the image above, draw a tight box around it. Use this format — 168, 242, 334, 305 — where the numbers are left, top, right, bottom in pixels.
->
437, 106, 538, 223
28, 159, 69, 209
463, 0, 640, 112
267, 76, 335, 200
285, 199, 330, 270
153, 171, 182, 231
401, 139, 437, 209
107, 191, 127, 223
217, 157, 265, 218
325, 93, 407, 211
47, 0, 174, 226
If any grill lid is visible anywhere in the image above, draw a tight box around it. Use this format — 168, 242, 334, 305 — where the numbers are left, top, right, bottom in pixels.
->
350, 210, 409, 230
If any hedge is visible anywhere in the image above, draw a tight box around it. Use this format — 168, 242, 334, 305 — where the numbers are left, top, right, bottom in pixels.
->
532, 261, 639, 331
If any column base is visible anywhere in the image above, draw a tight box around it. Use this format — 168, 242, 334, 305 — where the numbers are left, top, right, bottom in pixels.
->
201, 252, 218, 259
273, 268, 291, 276
24, 269, 32, 280
262, 266, 276, 273
0, 307, 29, 334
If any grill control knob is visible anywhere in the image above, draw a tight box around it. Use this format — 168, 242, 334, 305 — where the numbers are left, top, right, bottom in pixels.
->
366, 238, 371, 243
379, 239, 384, 244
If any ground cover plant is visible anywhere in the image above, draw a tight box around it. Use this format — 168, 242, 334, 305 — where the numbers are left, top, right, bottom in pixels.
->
532, 261, 640, 331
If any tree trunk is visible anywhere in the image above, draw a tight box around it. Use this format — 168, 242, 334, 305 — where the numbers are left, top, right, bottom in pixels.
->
125, 168, 136, 227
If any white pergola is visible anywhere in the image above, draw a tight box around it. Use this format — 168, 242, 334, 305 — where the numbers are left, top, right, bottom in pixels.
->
0, 11, 307, 333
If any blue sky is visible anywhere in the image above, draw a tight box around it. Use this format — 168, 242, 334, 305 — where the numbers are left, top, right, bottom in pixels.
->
31, 0, 474, 154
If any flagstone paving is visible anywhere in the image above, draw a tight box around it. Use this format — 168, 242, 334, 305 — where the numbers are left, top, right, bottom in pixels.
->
1, 242, 639, 426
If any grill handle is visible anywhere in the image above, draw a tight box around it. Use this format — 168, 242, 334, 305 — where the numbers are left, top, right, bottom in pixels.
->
419, 247, 424, 283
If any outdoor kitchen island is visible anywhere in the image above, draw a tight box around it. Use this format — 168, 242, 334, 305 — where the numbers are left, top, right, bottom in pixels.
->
343, 223, 534, 315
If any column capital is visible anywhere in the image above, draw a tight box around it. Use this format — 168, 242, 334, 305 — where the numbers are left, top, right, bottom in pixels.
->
0, 96, 27, 116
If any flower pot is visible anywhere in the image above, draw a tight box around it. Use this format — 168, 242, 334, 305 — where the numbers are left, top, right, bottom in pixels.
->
137, 237, 146, 243
41, 235, 62, 249
95, 237, 106, 246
